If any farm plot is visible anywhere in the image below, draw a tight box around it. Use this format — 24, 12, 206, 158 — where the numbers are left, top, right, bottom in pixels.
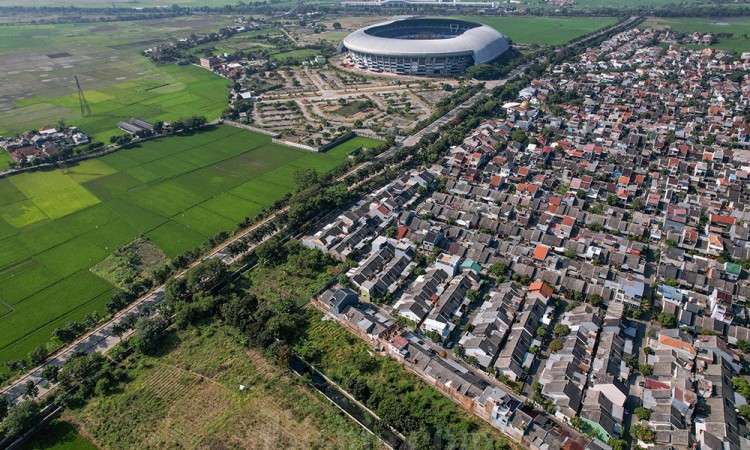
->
0, 125, 373, 371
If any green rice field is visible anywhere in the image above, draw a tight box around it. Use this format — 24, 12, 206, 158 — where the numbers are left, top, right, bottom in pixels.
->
455, 16, 618, 46
19, 420, 97, 450
0, 17, 235, 146
0, 64, 229, 146
0, 125, 379, 372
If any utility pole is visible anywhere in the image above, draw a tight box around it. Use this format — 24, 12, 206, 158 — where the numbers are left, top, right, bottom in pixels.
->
75, 75, 92, 117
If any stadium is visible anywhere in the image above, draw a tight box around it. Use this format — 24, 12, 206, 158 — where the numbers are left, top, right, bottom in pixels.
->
341, 18, 510, 76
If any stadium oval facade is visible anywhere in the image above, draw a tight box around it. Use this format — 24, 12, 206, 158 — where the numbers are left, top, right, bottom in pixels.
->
341, 18, 509, 76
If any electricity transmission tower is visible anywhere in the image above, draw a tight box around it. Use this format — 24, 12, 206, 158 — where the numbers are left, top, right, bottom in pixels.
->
74, 75, 92, 117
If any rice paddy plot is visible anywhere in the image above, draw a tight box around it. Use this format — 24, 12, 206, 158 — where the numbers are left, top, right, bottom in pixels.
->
200, 193, 266, 223
146, 220, 208, 259
17, 419, 97, 450
0, 125, 372, 371
172, 205, 237, 237
228, 179, 289, 205
0, 262, 62, 306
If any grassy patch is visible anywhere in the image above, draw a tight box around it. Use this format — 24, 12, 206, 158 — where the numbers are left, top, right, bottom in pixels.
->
64, 324, 379, 449
91, 238, 167, 291
271, 49, 319, 61
0, 151, 15, 171
332, 101, 372, 117
324, 136, 382, 158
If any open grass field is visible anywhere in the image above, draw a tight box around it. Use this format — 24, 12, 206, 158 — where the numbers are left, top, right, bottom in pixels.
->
64, 324, 380, 449
270, 48, 320, 61
0, 125, 372, 372
455, 16, 618, 45
0, 17, 235, 144
641, 17, 750, 53
326, 136, 381, 158
19, 420, 97, 450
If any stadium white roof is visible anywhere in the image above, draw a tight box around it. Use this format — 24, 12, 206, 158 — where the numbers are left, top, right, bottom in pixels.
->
342, 19, 509, 64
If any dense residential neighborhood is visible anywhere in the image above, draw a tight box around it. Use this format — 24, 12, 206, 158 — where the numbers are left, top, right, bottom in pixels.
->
305, 26, 750, 450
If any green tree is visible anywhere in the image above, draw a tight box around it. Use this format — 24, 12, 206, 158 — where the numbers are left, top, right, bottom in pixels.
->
490, 261, 508, 276
608, 439, 627, 450
2, 400, 40, 437
737, 340, 750, 353
589, 294, 604, 307
0, 395, 8, 422
634, 407, 651, 420
657, 312, 677, 328
536, 326, 547, 338
28, 345, 47, 366
23, 380, 38, 399
739, 404, 750, 421
639, 364, 653, 376
132, 317, 168, 355
549, 339, 563, 353
510, 129, 528, 146
41, 364, 59, 383
255, 237, 288, 267
732, 377, 750, 399
553, 323, 570, 338
52, 326, 77, 343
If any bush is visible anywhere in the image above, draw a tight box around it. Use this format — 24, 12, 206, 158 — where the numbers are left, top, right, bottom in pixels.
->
739, 404, 750, 421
